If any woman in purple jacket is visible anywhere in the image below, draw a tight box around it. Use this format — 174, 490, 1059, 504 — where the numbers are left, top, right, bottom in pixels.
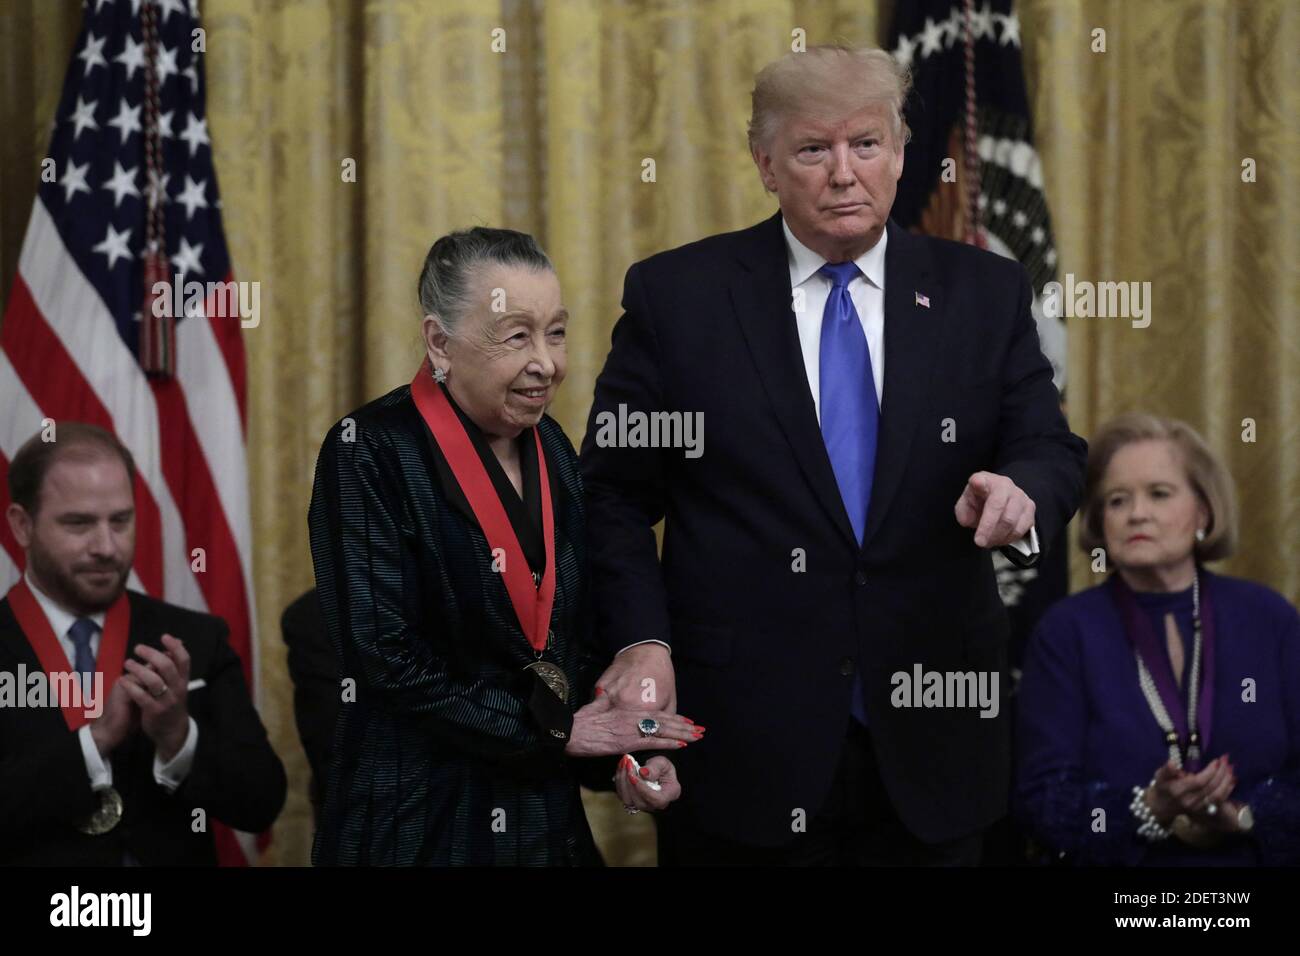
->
1016, 413, 1300, 865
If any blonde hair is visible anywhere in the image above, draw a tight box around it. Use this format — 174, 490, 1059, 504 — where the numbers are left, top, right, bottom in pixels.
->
747, 45, 912, 154
1078, 413, 1238, 563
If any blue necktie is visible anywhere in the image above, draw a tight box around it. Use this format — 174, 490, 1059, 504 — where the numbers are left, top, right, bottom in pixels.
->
68, 617, 99, 697
817, 262, 879, 725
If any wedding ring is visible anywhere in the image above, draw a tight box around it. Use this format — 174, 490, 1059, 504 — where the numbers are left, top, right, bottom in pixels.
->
638, 717, 660, 738
151, 685, 167, 698
624, 805, 640, 815
1206, 802, 1219, 817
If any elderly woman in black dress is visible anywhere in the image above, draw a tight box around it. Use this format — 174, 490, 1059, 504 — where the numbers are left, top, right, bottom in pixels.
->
309, 228, 700, 865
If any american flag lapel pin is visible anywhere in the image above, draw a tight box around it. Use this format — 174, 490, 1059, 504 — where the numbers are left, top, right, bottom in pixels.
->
915, 291, 930, 308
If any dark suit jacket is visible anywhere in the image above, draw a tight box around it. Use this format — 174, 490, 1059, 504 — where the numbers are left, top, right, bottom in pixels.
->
280, 588, 335, 818
0, 590, 287, 865
308, 387, 607, 866
579, 213, 1088, 847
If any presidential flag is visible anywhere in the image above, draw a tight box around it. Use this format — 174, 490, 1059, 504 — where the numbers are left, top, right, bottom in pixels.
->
0, 0, 260, 864
889, 0, 1065, 392
888, 0, 1071, 713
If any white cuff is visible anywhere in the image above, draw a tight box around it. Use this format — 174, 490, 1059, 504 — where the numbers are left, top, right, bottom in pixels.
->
78, 724, 113, 790
152, 717, 198, 792
1006, 524, 1040, 557
616, 639, 671, 657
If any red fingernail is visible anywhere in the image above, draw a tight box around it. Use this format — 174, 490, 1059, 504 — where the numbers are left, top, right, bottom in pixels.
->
595, 687, 604, 697
692, 732, 702, 739
678, 741, 687, 748
639, 767, 650, 778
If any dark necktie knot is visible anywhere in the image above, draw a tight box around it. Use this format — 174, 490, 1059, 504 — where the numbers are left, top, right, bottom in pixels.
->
68, 618, 99, 678
818, 261, 860, 290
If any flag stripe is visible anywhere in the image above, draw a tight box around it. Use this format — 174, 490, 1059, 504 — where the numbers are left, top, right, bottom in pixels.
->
0, 350, 45, 575
174, 286, 257, 683
0, 450, 22, 575
150, 374, 253, 685
0, 274, 167, 597
205, 300, 249, 435
14, 201, 206, 610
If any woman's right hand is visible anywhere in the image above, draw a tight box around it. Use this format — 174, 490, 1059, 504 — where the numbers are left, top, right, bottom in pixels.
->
1144, 756, 1236, 825
563, 694, 703, 758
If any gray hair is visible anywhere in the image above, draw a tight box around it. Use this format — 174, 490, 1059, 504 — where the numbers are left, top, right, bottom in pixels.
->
747, 45, 912, 154
417, 226, 553, 335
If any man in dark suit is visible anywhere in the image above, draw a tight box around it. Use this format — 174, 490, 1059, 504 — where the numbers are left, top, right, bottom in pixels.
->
280, 588, 336, 820
580, 45, 1087, 864
0, 422, 286, 865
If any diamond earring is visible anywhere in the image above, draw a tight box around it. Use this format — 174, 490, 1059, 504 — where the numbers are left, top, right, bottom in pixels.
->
433, 366, 447, 384
1195, 528, 1206, 542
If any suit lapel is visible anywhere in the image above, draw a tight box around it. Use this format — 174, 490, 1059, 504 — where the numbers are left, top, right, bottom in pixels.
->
859, 220, 946, 550
729, 212, 858, 549
0, 598, 42, 669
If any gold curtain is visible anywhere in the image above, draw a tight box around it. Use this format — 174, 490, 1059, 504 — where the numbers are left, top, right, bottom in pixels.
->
2, 0, 1295, 866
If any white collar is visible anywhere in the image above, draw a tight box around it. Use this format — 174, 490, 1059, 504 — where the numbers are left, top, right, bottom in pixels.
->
783, 217, 887, 290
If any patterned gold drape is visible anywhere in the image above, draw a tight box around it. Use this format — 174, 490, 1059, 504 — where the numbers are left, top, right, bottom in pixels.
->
2, 0, 1295, 866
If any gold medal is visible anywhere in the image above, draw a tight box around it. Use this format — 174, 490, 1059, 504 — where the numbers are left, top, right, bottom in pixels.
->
77, 786, 123, 836
525, 660, 570, 703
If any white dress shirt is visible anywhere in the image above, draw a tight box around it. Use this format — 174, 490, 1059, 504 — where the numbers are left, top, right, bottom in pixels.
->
24, 572, 198, 793
783, 221, 1038, 561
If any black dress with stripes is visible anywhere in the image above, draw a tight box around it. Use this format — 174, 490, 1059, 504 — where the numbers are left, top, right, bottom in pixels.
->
308, 384, 603, 865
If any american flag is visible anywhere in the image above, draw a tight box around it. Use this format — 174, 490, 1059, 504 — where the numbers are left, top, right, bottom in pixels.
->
0, 0, 260, 864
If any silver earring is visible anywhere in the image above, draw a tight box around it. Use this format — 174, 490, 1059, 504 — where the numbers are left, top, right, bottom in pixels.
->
1195, 528, 1206, 542
433, 366, 447, 384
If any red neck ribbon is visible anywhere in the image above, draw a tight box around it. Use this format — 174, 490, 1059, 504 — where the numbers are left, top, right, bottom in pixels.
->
410, 359, 556, 653
6, 577, 130, 731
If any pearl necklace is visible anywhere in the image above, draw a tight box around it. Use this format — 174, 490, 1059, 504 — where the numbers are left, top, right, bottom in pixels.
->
1134, 572, 1203, 770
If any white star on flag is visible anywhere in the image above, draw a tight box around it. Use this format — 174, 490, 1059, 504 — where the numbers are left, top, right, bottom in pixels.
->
107, 99, 142, 145
179, 113, 210, 156
61, 159, 92, 203
156, 44, 180, 86
102, 161, 141, 208
146, 169, 171, 206
998, 13, 1021, 47
77, 31, 108, 77
92, 223, 134, 269
155, 0, 188, 24
970, 4, 995, 41
170, 236, 205, 276
919, 17, 945, 57
176, 175, 209, 220
68, 95, 99, 141
894, 33, 916, 69
114, 34, 147, 81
